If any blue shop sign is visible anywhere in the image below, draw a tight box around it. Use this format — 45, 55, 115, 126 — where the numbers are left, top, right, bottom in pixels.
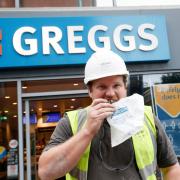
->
0, 16, 170, 68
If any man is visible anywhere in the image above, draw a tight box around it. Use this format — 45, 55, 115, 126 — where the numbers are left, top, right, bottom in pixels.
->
38, 50, 180, 180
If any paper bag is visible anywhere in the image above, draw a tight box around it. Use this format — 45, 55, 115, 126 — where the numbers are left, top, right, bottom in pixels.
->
107, 93, 144, 147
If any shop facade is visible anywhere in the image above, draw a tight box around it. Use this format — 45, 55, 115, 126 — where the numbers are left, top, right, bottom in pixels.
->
0, 6, 180, 180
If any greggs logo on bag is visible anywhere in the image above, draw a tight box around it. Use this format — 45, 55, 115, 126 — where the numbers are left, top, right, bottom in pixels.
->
112, 106, 128, 117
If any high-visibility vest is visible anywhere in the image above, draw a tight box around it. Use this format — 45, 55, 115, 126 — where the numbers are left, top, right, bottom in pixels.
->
66, 106, 157, 180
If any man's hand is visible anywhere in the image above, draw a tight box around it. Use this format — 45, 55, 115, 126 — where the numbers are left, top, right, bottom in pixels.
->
84, 98, 115, 136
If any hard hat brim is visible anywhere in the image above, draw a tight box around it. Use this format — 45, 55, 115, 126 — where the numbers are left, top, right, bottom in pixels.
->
84, 71, 129, 84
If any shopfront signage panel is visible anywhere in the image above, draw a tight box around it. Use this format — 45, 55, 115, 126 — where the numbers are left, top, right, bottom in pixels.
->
153, 84, 180, 155
0, 16, 170, 68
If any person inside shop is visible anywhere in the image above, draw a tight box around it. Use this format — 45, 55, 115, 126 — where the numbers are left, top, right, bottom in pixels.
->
38, 49, 180, 180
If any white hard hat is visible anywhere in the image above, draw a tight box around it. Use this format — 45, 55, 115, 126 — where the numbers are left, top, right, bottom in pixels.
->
84, 49, 129, 84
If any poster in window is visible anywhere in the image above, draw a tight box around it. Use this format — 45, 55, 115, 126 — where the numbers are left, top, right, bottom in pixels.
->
153, 83, 180, 155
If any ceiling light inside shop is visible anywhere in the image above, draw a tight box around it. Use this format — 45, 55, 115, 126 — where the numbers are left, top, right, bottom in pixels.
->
53, 105, 58, 108
13, 115, 17, 118
22, 86, 27, 89
42, 110, 50, 113
70, 106, 74, 109
71, 98, 76, 101
73, 83, 79, 86
38, 108, 42, 111
12, 102, 17, 105
5, 96, 10, 99
4, 110, 9, 113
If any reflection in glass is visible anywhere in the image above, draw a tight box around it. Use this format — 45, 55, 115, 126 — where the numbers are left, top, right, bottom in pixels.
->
129, 72, 180, 106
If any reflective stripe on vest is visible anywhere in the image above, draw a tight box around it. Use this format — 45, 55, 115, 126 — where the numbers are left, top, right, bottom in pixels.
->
132, 106, 157, 180
66, 106, 157, 180
66, 108, 90, 180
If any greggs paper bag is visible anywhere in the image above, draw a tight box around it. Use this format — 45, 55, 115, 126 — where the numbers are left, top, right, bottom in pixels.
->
107, 93, 144, 147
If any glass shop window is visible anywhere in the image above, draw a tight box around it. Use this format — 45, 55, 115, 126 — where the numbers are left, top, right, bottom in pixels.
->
129, 72, 180, 106
0, 81, 18, 179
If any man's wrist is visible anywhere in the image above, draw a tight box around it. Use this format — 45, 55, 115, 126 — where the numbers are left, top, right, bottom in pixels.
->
82, 128, 94, 140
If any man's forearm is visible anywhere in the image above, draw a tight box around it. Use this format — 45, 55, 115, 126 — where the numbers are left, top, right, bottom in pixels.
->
38, 128, 94, 180
162, 162, 180, 180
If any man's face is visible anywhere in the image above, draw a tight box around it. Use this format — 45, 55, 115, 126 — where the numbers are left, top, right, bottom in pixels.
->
88, 75, 127, 102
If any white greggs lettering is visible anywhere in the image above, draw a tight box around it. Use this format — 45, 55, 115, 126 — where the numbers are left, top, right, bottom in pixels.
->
12, 24, 158, 56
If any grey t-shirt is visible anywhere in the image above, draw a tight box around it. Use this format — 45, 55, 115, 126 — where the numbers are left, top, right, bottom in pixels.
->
44, 111, 177, 180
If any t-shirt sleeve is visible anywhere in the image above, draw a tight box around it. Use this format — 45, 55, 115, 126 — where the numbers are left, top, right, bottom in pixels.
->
155, 116, 178, 168
43, 113, 73, 152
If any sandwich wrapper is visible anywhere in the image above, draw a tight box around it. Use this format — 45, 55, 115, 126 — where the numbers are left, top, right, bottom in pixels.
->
107, 93, 144, 147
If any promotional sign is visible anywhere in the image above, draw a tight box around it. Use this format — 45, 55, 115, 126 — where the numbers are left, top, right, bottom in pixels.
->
153, 84, 180, 155
0, 16, 170, 68
7, 139, 18, 178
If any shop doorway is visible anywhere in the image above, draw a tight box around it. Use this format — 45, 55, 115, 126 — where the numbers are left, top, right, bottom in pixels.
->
23, 95, 91, 180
